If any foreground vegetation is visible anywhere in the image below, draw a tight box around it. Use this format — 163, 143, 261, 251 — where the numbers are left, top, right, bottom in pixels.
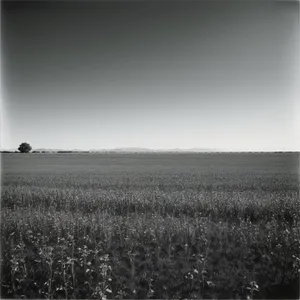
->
1, 153, 300, 299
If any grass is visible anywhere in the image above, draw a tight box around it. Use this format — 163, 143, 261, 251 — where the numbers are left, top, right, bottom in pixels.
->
1, 153, 300, 299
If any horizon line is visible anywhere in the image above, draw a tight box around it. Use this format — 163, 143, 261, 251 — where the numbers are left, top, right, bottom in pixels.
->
1, 147, 299, 153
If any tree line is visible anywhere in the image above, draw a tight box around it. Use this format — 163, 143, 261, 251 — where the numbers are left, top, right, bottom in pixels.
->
0, 143, 90, 154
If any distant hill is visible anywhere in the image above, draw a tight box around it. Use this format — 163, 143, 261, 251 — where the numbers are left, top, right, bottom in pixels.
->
89, 147, 219, 153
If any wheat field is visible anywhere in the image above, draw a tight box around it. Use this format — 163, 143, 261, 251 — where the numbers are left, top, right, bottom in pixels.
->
1, 152, 299, 299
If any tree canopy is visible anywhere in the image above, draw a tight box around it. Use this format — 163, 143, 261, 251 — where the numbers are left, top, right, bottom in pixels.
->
18, 142, 32, 153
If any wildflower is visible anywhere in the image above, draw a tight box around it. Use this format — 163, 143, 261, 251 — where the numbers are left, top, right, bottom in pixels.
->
247, 281, 259, 291
185, 272, 194, 280
206, 281, 214, 287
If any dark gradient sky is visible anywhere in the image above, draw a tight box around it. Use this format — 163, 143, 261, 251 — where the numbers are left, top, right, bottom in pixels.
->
1, 1, 299, 151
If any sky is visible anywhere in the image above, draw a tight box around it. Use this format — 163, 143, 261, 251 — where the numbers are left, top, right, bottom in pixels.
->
1, 0, 299, 151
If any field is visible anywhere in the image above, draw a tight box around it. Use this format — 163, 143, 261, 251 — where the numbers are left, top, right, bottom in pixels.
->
1, 152, 300, 299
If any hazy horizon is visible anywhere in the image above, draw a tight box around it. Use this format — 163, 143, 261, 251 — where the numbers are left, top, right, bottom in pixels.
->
1, 0, 300, 152
1, 145, 299, 153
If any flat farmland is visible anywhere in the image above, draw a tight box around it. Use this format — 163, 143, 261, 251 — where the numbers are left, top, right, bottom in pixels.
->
1, 153, 300, 299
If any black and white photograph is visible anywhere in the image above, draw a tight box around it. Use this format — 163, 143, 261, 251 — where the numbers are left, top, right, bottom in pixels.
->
1, 0, 299, 299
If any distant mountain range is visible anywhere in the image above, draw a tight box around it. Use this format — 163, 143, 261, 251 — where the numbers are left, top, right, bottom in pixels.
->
1, 147, 218, 153
88, 147, 219, 153
1, 148, 298, 153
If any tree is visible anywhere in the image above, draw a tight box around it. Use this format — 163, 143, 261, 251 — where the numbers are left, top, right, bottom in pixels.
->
18, 142, 32, 153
